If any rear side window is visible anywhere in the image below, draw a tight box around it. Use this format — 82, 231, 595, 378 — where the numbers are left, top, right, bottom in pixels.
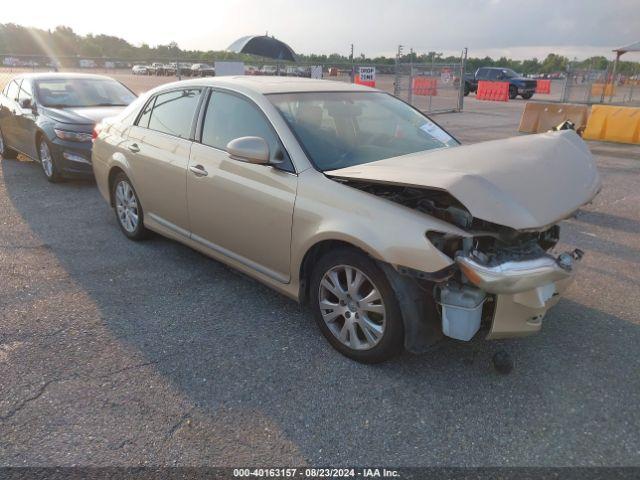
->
137, 96, 155, 128
201, 90, 291, 169
146, 88, 202, 138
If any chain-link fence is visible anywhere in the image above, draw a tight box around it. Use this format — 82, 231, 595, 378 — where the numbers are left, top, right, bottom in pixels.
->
0, 54, 467, 114
393, 62, 465, 113
560, 60, 639, 106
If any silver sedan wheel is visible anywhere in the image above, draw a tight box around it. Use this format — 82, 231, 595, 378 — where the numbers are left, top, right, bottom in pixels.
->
318, 265, 386, 350
0, 129, 5, 155
115, 180, 139, 233
39, 141, 54, 177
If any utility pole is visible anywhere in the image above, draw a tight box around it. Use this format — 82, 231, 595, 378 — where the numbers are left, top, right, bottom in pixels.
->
169, 42, 180, 80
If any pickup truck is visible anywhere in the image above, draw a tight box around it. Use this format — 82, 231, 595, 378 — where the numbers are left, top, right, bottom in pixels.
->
461, 67, 537, 99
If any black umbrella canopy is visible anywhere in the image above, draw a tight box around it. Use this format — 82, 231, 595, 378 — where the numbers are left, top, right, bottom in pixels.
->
227, 35, 296, 62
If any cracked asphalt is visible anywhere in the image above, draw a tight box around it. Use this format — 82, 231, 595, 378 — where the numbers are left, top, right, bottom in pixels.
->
1, 97, 639, 466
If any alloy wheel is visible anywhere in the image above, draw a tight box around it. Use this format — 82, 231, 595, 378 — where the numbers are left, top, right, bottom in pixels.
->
318, 265, 386, 350
39, 141, 54, 177
0, 129, 4, 156
115, 180, 139, 233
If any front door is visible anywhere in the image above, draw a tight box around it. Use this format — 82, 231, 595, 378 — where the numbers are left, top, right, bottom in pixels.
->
14, 79, 38, 158
187, 90, 297, 283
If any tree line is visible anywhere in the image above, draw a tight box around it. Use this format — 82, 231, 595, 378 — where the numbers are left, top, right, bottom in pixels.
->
1, 23, 638, 75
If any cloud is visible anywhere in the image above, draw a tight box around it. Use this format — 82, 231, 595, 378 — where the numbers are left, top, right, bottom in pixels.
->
2, 0, 639, 60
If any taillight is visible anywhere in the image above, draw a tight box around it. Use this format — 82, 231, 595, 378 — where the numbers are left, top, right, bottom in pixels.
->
92, 123, 103, 142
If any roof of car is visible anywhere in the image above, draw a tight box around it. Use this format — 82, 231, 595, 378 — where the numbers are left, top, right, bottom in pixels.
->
158, 76, 377, 94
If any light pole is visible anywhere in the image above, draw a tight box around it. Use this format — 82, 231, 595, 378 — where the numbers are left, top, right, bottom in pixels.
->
169, 42, 180, 80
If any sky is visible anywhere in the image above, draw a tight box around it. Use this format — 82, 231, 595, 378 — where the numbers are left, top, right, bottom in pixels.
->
3, 0, 640, 60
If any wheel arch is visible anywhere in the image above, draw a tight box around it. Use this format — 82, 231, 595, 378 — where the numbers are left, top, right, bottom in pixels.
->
298, 237, 444, 354
107, 166, 127, 207
298, 239, 374, 305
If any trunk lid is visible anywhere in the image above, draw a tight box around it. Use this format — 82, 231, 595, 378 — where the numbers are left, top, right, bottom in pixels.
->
326, 130, 600, 230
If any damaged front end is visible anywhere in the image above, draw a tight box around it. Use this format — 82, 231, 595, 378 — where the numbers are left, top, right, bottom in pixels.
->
338, 179, 586, 344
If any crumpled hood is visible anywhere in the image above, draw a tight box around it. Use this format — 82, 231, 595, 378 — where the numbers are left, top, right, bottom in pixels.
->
41, 106, 125, 125
326, 130, 601, 230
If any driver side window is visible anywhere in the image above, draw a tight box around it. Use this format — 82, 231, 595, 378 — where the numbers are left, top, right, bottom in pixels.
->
201, 91, 293, 172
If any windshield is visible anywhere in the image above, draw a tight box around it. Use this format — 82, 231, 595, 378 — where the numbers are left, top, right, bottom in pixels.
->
268, 92, 458, 171
35, 78, 136, 108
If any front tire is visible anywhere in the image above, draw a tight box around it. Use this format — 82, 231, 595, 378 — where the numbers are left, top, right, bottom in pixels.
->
38, 136, 62, 182
310, 248, 404, 363
111, 172, 150, 240
509, 85, 518, 100
521, 92, 533, 100
0, 128, 17, 159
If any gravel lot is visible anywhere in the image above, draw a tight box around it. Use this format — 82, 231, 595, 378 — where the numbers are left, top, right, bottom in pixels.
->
0, 94, 639, 467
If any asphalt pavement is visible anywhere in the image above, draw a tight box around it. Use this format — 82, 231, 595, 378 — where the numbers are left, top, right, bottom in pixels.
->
1, 98, 639, 466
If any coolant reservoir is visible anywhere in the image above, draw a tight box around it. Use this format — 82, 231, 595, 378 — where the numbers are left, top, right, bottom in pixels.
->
439, 284, 487, 341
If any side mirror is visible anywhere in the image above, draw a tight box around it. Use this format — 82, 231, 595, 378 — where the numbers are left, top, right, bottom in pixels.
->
19, 98, 32, 109
226, 136, 271, 165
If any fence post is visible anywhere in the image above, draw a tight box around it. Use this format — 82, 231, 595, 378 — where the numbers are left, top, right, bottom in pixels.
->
408, 64, 414, 106
560, 68, 570, 103
394, 45, 403, 97
457, 47, 467, 112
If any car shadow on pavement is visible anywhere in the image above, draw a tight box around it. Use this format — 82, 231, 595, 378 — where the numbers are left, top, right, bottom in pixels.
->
2, 158, 640, 466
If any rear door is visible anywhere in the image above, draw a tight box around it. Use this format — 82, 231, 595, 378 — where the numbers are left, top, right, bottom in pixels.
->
187, 89, 297, 282
125, 87, 203, 234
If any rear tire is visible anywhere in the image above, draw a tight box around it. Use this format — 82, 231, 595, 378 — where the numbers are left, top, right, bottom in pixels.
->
521, 92, 533, 100
111, 172, 151, 241
0, 128, 17, 159
509, 85, 518, 100
309, 248, 404, 363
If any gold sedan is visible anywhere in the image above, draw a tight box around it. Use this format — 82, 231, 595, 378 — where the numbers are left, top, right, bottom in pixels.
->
92, 77, 600, 363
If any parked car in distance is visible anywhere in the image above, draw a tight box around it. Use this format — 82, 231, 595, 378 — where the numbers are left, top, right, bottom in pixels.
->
245, 65, 260, 75
260, 65, 279, 76
148, 63, 165, 75
0, 73, 136, 182
190, 63, 215, 77
132, 65, 149, 75
465, 67, 538, 99
92, 77, 599, 363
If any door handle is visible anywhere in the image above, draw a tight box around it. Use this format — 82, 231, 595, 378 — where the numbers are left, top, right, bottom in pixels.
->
189, 165, 208, 177
128, 143, 140, 153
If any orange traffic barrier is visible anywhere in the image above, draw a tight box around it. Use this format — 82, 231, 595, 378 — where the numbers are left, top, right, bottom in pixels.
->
583, 105, 640, 144
476, 81, 509, 101
536, 79, 551, 94
412, 77, 438, 96
519, 102, 590, 134
591, 83, 615, 97
354, 74, 376, 88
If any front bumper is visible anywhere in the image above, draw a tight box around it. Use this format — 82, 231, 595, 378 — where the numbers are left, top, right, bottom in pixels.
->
518, 86, 536, 95
455, 249, 583, 339
50, 138, 94, 178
